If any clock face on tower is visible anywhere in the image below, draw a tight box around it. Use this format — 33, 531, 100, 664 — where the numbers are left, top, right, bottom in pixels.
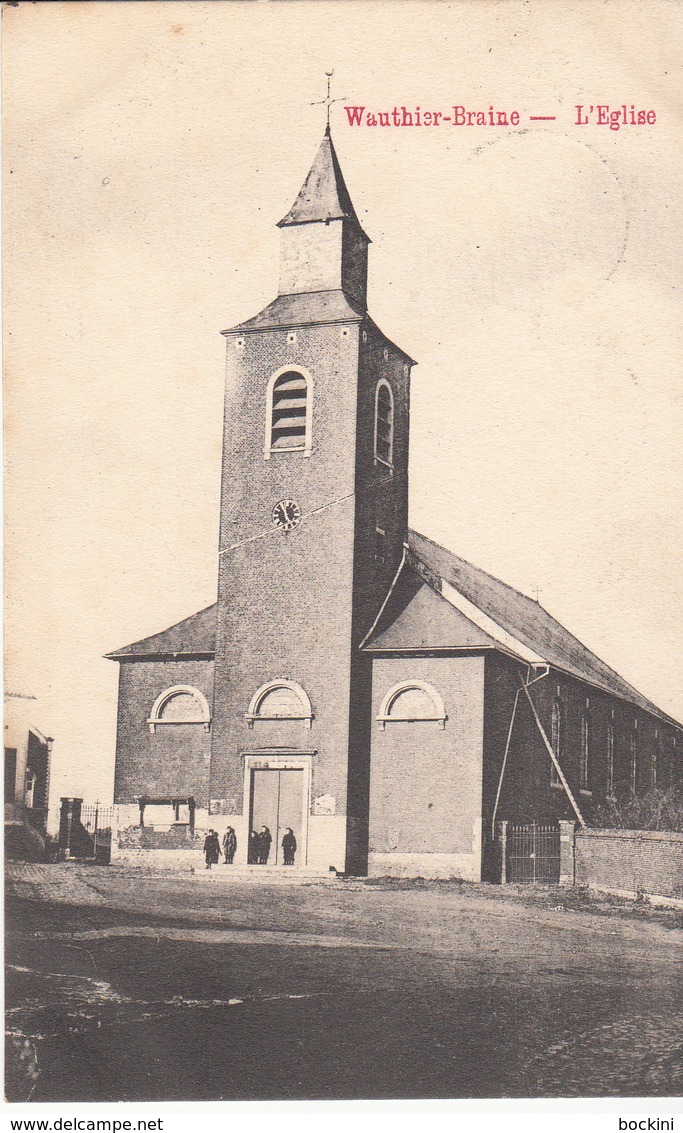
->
272, 499, 302, 533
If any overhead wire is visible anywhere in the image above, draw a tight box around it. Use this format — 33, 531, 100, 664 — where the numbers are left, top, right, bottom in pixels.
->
218, 472, 395, 557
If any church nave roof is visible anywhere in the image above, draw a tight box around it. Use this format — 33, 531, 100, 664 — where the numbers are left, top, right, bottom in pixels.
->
364, 529, 682, 729
105, 603, 217, 660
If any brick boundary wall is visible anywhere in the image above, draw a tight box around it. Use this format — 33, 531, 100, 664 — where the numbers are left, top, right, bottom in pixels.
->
559, 821, 683, 903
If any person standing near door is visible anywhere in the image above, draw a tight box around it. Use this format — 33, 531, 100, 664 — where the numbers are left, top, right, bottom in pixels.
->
282, 828, 296, 865
222, 826, 237, 864
203, 830, 220, 870
258, 824, 272, 864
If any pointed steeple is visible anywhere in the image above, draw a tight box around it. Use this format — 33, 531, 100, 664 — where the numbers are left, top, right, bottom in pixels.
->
277, 131, 370, 307
278, 129, 367, 236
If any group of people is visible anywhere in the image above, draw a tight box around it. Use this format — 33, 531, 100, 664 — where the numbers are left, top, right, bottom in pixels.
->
247, 825, 297, 865
202, 824, 296, 868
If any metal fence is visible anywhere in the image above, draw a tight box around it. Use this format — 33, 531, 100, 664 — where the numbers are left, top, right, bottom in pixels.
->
80, 804, 113, 863
502, 822, 560, 883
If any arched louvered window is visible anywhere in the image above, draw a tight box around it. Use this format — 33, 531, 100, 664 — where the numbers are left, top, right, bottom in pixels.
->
374, 380, 394, 468
264, 368, 312, 458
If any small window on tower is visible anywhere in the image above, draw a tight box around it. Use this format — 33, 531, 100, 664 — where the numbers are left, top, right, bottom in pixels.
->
374, 380, 394, 469
265, 368, 312, 458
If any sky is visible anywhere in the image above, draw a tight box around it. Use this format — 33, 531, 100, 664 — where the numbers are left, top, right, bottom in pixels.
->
4, 1, 682, 818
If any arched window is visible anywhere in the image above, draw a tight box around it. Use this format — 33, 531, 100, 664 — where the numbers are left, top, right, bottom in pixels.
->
377, 680, 446, 730
550, 699, 563, 787
630, 729, 639, 793
374, 380, 394, 469
246, 680, 313, 729
580, 710, 592, 791
147, 686, 211, 734
264, 368, 312, 458
606, 721, 615, 798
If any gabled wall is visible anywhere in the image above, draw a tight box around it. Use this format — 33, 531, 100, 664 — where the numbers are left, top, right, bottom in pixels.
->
368, 654, 485, 880
113, 658, 214, 809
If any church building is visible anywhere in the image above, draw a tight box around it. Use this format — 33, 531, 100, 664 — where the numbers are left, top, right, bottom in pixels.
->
107, 129, 682, 879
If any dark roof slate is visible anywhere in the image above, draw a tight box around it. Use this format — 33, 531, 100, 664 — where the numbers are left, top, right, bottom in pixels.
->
364, 568, 498, 652
223, 289, 366, 335
402, 530, 680, 726
106, 603, 217, 659
277, 131, 365, 231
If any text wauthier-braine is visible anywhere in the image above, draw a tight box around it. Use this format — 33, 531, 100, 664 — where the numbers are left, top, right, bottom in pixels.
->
344, 105, 657, 129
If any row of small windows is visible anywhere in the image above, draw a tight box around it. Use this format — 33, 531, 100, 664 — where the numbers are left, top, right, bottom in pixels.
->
550, 699, 675, 797
263, 367, 395, 467
147, 680, 446, 734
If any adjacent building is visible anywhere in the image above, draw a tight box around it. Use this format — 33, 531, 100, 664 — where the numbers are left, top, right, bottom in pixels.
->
5, 693, 53, 858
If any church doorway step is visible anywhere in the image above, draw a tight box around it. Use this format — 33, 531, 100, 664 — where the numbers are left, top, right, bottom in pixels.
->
242, 754, 312, 868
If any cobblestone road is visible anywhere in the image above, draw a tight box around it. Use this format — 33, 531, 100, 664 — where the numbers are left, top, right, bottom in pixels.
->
6, 862, 683, 1102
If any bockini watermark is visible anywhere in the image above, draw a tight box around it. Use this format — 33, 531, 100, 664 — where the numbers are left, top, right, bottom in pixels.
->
618, 1121, 675, 1131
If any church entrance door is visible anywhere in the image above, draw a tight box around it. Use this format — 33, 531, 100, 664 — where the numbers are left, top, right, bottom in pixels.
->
249, 768, 304, 866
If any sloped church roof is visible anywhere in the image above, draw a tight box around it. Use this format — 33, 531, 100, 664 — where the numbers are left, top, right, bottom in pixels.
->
106, 530, 680, 728
277, 128, 367, 232
366, 531, 680, 726
106, 603, 216, 660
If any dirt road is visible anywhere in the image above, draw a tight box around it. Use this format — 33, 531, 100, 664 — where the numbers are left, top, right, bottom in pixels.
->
5, 863, 682, 1102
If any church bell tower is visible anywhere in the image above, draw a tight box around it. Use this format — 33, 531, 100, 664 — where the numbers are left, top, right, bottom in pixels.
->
209, 127, 414, 873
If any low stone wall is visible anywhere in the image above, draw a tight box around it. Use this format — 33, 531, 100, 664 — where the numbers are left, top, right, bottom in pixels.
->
111, 821, 205, 869
574, 827, 683, 902
112, 846, 205, 872
367, 851, 480, 881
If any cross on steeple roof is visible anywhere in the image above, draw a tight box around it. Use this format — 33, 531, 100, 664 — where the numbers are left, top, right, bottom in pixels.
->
277, 73, 367, 234
311, 70, 346, 136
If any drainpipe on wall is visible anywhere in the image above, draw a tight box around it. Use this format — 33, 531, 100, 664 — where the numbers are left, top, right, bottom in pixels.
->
491, 663, 549, 839
522, 677, 586, 828
491, 663, 586, 838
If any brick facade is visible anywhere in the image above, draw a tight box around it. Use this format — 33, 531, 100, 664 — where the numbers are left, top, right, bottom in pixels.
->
368, 655, 485, 880
481, 653, 680, 879
113, 658, 213, 808
209, 313, 412, 871
574, 828, 683, 901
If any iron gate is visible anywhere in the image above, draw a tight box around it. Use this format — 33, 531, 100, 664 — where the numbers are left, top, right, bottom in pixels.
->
503, 822, 560, 883
80, 804, 113, 863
